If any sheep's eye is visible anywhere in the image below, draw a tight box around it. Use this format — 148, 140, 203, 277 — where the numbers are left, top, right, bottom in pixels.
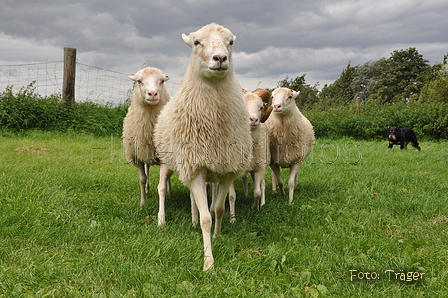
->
229, 40, 234, 45
194, 40, 200, 45
137, 80, 142, 84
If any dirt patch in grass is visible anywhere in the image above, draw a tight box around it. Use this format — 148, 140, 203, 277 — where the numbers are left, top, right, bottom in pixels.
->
14, 146, 54, 154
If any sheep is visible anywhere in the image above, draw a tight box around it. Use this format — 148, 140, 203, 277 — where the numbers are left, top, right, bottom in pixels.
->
227, 89, 270, 223
154, 23, 252, 271
264, 87, 315, 205
253, 88, 273, 123
122, 67, 171, 207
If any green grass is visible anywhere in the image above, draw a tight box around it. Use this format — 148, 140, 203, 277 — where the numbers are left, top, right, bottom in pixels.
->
1, 130, 447, 297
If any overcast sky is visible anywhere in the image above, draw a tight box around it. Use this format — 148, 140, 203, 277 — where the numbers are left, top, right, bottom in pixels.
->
1, 0, 447, 91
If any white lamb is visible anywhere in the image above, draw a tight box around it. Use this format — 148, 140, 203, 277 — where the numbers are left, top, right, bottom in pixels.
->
264, 87, 315, 205
227, 90, 270, 222
122, 67, 171, 206
154, 23, 252, 271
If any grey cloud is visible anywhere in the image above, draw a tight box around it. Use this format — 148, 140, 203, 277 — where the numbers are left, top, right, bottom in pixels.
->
1, 0, 447, 91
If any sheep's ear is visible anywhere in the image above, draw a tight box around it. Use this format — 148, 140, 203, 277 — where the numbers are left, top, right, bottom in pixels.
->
182, 33, 192, 47
163, 75, 170, 82
233, 35, 236, 43
291, 90, 300, 100
129, 74, 137, 81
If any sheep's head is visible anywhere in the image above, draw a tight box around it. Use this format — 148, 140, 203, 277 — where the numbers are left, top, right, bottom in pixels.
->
243, 92, 265, 128
271, 88, 299, 114
253, 88, 272, 123
129, 67, 170, 105
182, 23, 236, 80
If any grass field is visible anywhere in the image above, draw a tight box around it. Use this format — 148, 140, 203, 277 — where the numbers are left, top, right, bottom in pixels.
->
1, 130, 447, 297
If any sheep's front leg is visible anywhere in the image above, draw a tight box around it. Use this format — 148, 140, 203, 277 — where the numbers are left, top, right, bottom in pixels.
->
134, 161, 147, 206
213, 174, 235, 238
270, 164, 284, 196
288, 163, 301, 205
188, 169, 214, 271
157, 164, 173, 226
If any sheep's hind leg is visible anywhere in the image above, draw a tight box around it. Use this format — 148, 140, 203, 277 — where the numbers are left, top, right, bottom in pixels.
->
288, 163, 301, 205
157, 164, 173, 226
252, 171, 263, 210
190, 191, 199, 227
228, 181, 236, 223
270, 164, 284, 196
144, 162, 150, 194
213, 174, 235, 238
189, 169, 214, 271
135, 161, 147, 206
242, 174, 249, 197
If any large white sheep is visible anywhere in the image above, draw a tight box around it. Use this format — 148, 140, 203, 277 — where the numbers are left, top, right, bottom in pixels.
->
122, 67, 171, 206
227, 90, 270, 222
264, 87, 315, 205
154, 23, 252, 271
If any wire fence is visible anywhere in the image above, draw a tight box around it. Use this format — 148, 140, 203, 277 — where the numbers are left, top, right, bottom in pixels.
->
0, 61, 179, 106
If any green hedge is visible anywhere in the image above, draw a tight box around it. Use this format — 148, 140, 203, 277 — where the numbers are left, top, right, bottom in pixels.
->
2, 84, 447, 140
0, 84, 129, 137
305, 101, 448, 140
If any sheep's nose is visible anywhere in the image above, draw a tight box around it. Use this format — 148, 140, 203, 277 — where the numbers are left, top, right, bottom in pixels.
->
250, 117, 258, 124
213, 55, 227, 64
148, 91, 158, 97
274, 105, 281, 109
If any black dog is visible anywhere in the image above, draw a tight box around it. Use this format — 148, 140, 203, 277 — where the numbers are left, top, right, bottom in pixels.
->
387, 126, 421, 151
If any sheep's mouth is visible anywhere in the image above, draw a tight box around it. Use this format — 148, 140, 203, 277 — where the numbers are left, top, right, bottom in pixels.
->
209, 67, 228, 72
145, 99, 159, 104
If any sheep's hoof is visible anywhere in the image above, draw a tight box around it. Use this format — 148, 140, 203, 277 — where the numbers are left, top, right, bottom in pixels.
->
230, 216, 236, 224
252, 202, 260, 211
157, 218, 166, 227
203, 256, 214, 271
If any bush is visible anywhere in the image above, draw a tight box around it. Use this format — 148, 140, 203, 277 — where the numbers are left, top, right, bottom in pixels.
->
0, 83, 129, 137
305, 100, 448, 140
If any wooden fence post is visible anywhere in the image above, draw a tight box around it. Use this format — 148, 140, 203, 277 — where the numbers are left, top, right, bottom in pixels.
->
62, 47, 76, 104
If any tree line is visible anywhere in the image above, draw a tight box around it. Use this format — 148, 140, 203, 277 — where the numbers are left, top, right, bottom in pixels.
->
276, 47, 448, 109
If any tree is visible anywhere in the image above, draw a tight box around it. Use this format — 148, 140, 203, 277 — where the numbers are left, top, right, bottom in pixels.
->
419, 60, 448, 103
319, 62, 357, 105
350, 58, 387, 102
277, 74, 319, 109
369, 48, 431, 102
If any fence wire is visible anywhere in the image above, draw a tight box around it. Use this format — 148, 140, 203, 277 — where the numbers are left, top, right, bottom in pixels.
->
0, 61, 179, 106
